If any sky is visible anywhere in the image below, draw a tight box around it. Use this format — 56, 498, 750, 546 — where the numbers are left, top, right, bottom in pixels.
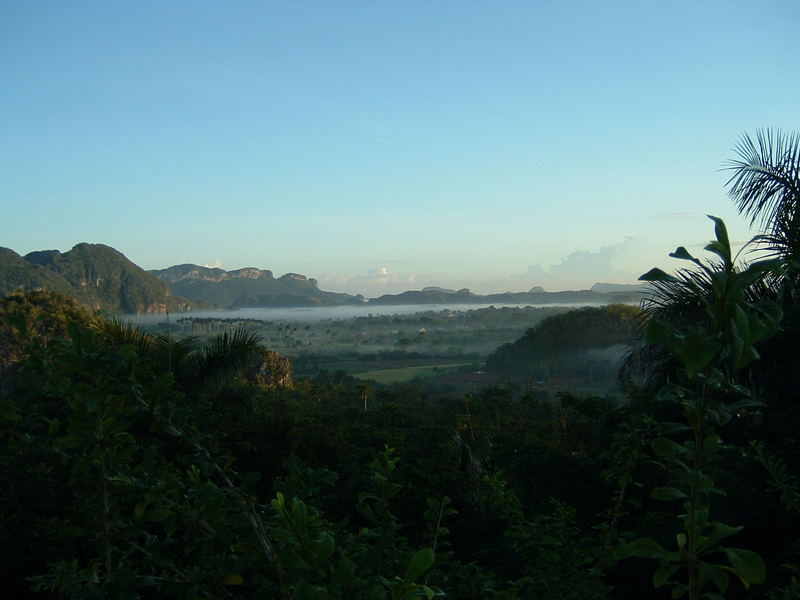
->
2, 1, 799, 297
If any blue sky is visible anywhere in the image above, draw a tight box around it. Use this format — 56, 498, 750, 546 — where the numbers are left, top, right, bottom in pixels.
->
2, 1, 799, 296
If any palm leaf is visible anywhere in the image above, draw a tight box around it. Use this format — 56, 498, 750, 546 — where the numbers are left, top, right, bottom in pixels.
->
153, 332, 199, 376
725, 129, 800, 232
190, 326, 265, 392
90, 318, 156, 356
619, 269, 710, 388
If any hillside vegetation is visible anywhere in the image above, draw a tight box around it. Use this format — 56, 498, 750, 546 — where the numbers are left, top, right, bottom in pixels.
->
4, 131, 800, 599
1, 244, 190, 314
485, 304, 641, 377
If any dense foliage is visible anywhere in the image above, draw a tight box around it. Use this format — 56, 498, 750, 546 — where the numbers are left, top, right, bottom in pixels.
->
0, 247, 76, 296
3, 130, 800, 599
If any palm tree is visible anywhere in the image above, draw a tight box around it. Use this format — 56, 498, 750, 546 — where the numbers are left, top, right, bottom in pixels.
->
622, 130, 800, 400
621, 217, 780, 387
90, 318, 265, 397
726, 129, 800, 259
726, 130, 800, 302
722, 130, 800, 406
358, 382, 373, 411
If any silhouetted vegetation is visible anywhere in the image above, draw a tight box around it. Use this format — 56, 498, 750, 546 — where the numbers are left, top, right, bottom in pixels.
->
3, 130, 800, 598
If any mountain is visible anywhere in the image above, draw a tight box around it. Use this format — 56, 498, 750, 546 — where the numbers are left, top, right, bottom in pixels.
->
1, 244, 191, 314
0, 248, 75, 295
369, 288, 478, 305
2, 243, 650, 313
590, 282, 649, 294
150, 264, 363, 308
368, 286, 646, 306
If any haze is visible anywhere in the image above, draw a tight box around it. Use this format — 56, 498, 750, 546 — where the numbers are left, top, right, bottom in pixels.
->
2, 1, 799, 297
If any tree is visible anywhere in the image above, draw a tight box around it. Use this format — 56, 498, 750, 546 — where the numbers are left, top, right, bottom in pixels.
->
89, 318, 266, 398
622, 130, 800, 393
0, 289, 92, 396
726, 129, 800, 267
616, 217, 780, 599
358, 382, 373, 411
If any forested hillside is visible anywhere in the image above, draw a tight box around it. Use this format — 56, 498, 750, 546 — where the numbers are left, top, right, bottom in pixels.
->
485, 304, 641, 378
1, 244, 191, 314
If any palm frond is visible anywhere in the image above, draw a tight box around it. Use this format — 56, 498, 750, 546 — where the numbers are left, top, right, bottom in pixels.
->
618, 269, 710, 389
191, 326, 265, 392
641, 267, 712, 326
90, 318, 156, 356
725, 129, 800, 230
154, 332, 198, 363
620, 251, 777, 388
149, 333, 199, 376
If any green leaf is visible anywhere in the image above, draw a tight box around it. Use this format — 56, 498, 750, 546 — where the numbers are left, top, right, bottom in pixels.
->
311, 532, 336, 569
654, 564, 680, 588
703, 563, 730, 593
676, 327, 721, 377
651, 437, 689, 458
47, 418, 61, 436
651, 487, 687, 501
670, 582, 688, 598
614, 537, 667, 559
704, 241, 731, 265
222, 573, 244, 586
707, 215, 731, 261
147, 508, 170, 522
704, 522, 743, 549
724, 548, 766, 586
676, 533, 686, 551
405, 548, 435, 583
669, 246, 698, 262
164, 424, 182, 437
639, 268, 680, 283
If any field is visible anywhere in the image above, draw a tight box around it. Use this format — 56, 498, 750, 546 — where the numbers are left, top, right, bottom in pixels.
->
352, 361, 472, 383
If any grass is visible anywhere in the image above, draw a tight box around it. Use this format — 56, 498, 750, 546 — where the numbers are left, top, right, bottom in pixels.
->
354, 362, 472, 384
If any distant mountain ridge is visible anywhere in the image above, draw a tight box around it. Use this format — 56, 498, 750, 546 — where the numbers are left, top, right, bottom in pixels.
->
367, 284, 646, 306
150, 264, 363, 308
1, 242, 649, 313
589, 282, 649, 294
0, 244, 190, 314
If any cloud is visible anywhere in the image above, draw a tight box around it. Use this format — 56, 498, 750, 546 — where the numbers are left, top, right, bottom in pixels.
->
203, 259, 223, 269
318, 241, 642, 296
519, 239, 639, 290
319, 267, 419, 296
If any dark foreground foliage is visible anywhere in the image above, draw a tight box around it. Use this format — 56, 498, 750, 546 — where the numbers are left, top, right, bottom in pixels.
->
4, 130, 800, 598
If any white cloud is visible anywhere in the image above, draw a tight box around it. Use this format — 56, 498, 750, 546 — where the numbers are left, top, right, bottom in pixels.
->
517, 239, 639, 290
319, 267, 419, 296
317, 241, 642, 296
